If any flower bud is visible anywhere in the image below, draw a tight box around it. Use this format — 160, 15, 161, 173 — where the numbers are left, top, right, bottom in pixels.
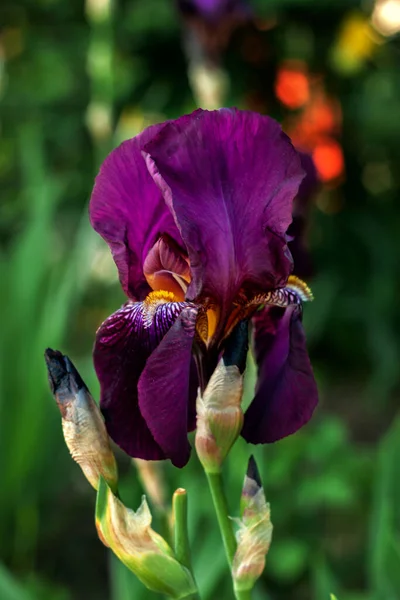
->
44, 349, 118, 493
96, 477, 198, 599
232, 456, 273, 593
195, 364, 243, 473
195, 321, 248, 473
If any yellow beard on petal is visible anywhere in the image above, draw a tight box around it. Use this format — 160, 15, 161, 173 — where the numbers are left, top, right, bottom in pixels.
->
142, 290, 181, 328
286, 275, 314, 301
143, 290, 178, 306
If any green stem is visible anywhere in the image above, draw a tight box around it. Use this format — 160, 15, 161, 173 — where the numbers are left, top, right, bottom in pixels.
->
85, 0, 115, 166
234, 589, 252, 600
172, 489, 192, 571
172, 489, 200, 600
205, 471, 237, 565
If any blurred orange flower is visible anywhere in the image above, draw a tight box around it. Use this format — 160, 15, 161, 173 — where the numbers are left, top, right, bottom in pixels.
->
312, 139, 345, 183
281, 74, 345, 185
274, 61, 310, 109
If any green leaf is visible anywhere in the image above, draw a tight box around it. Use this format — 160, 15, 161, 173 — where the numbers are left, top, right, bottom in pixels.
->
267, 539, 309, 581
0, 564, 33, 600
369, 417, 400, 600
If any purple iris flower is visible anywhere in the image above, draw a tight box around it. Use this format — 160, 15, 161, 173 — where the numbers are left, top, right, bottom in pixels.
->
177, 0, 250, 22
176, 0, 251, 64
90, 108, 318, 468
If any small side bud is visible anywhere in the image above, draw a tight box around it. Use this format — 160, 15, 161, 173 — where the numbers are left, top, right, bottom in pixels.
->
195, 321, 248, 473
44, 349, 118, 493
96, 477, 198, 599
232, 456, 273, 594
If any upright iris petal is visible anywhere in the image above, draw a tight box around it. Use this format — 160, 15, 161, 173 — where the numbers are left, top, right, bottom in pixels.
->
89, 108, 318, 467
144, 108, 304, 333
90, 122, 182, 301
287, 152, 320, 279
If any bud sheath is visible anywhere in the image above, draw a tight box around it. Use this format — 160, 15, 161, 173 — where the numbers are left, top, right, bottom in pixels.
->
232, 456, 273, 593
44, 349, 118, 492
195, 321, 248, 473
195, 362, 244, 473
96, 477, 198, 599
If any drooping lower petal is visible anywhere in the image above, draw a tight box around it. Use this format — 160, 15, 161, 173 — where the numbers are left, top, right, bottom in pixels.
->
144, 108, 305, 326
93, 298, 196, 464
138, 307, 198, 468
242, 306, 318, 444
89, 122, 183, 301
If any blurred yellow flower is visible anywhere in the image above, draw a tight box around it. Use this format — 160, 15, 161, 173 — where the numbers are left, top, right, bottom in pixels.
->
331, 12, 382, 75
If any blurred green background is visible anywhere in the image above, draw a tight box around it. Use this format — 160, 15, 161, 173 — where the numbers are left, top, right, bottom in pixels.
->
1, 0, 400, 598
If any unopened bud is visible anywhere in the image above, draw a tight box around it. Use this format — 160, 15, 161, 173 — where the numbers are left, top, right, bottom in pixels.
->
232, 456, 273, 594
195, 363, 243, 473
96, 477, 197, 599
44, 349, 118, 493
195, 321, 248, 473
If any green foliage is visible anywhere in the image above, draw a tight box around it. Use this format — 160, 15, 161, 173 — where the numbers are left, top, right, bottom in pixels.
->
368, 418, 400, 600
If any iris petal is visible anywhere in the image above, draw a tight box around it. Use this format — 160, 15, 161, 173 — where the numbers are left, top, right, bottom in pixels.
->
94, 298, 196, 463
138, 306, 199, 468
288, 152, 319, 279
242, 306, 318, 443
144, 108, 304, 329
89, 122, 182, 301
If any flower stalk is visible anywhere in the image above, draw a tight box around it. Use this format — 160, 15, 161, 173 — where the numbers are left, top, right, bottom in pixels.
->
85, 0, 115, 165
205, 471, 237, 565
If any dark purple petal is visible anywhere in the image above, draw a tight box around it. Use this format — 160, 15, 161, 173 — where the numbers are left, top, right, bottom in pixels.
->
296, 152, 319, 206
144, 109, 304, 322
138, 307, 198, 468
288, 152, 319, 279
89, 122, 183, 301
94, 299, 195, 463
187, 358, 200, 432
242, 306, 318, 444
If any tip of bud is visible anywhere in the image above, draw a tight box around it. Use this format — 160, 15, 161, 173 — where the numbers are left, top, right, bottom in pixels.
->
44, 348, 87, 397
222, 320, 249, 374
234, 456, 272, 592
246, 455, 262, 489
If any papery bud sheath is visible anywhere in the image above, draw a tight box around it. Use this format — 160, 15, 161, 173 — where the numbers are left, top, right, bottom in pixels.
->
45, 349, 118, 492
96, 477, 197, 599
195, 321, 248, 473
232, 456, 273, 593
195, 361, 244, 473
